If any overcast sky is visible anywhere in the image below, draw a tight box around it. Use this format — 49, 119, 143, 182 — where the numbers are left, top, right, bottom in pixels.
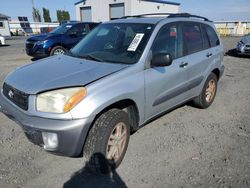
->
0, 0, 249, 21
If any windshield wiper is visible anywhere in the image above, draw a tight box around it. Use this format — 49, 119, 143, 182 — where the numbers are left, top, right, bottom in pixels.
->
77, 54, 104, 62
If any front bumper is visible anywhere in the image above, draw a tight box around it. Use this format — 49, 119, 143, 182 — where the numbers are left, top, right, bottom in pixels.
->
0, 91, 93, 157
25, 42, 50, 58
0, 38, 6, 45
25, 47, 49, 58
237, 44, 250, 55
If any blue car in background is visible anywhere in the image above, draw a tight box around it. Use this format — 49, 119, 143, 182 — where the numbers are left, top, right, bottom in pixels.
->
25, 22, 99, 58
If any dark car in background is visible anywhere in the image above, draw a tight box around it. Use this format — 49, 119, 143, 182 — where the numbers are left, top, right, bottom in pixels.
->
25, 22, 99, 58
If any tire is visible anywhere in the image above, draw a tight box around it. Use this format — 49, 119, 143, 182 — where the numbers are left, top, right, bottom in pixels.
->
193, 72, 218, 109
83, 109, 130, 174
50, 46, 66, 56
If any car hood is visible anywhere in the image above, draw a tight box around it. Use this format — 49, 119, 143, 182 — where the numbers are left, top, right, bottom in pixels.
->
27, 33, 61, 41
242, 35, 250, 44
4, 55, 129, 94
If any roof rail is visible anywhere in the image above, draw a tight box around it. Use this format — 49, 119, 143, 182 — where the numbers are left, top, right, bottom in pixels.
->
120, 13, 211, 22
168, 13, 211, 22
121, 13, 173, 19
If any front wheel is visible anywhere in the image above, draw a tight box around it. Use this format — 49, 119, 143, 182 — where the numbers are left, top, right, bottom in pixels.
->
193, 73, 218, 109
50, 46, 66, 56
83, 109, 130, 174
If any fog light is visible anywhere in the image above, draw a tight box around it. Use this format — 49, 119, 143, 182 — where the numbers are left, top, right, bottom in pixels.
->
42, 132, 58, 150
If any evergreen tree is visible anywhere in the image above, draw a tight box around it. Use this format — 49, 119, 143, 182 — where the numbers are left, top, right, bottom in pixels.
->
32, 7, 41, 22
56, 10, 71, 22
43, 8, 51, 22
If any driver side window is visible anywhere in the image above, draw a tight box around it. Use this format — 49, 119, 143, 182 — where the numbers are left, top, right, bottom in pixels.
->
151, 23, 182, 59
68, 24, 88, 36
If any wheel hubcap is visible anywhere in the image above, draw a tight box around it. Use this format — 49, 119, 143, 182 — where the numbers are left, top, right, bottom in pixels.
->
53, 49, 65, 55
205, 80, 216, 102
106, 122, 127, 162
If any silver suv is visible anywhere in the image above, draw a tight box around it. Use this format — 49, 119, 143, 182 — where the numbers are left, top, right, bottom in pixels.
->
0, 13, 224, 173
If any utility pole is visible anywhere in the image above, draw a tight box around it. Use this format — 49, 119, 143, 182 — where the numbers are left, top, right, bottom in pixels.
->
31, 0, 38, 33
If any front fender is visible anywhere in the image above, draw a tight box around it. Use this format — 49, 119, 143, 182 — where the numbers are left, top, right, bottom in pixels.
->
70, 64, 145, 125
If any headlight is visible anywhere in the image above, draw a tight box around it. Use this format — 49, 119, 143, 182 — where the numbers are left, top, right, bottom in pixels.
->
36, 87, 87, 113
239, 40, 245, 45
35, 40, 47, 46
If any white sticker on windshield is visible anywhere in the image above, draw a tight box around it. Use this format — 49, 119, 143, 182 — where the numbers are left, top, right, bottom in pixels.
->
127, 33, 144, 51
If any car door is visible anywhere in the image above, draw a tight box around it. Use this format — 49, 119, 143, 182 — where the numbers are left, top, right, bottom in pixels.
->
181, 22, 219, 98
179, 22, 210, 98
144, 23, 190, 120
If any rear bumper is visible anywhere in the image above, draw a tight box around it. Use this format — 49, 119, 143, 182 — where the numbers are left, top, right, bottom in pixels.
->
219, 64, 225, 79
0, 91, 93, 157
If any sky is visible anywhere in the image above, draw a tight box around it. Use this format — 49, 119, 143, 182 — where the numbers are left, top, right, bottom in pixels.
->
0, 0, 249, 22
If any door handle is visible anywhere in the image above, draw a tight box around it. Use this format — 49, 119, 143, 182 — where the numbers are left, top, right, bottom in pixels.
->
179, 62, 188, 68
206, 52, 213, 57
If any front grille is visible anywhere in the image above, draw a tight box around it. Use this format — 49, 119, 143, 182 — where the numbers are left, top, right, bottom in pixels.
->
246, 45, 250, 48
25, 41, 35, 50
3, 83, 29, 111
245, 49, 250, 53
24, 129, 43, 146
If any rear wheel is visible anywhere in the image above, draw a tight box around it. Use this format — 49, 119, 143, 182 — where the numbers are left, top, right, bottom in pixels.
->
50, 46, 66, 56
193, 73, 218, 109
83, 109, 130, 174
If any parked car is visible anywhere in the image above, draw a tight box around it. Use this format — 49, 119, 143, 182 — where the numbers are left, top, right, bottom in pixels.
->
0, 35, 6, 45
0, 13, 224, 173
25, 22, 100, 58
237, 33, 250, 55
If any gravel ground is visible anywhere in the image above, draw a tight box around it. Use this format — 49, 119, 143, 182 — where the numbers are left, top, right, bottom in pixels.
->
0, 36, 249, 188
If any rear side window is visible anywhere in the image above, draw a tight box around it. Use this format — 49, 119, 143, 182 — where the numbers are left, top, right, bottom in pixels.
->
183, 23, 203, 55
205, 25, 220, 47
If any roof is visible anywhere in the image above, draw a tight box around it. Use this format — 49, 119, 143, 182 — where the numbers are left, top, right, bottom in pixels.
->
142, 0, 180, 6
108, 17, 164, 24
74, 0, 86, 5
75, 0, 180, 6
0, 13, 10, 20
106, 13, 211, 24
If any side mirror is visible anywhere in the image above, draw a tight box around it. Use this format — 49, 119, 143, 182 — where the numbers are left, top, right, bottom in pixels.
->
151, 53, 172, 67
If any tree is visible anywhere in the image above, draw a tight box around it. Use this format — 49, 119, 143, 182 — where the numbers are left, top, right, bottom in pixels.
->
56, 10, 70, 22
32, 7, 41, 22
43, 8, 51, 22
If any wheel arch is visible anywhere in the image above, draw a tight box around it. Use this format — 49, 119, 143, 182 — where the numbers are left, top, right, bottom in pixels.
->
48, 43, 68, 54
212, 68, 220, 80
78, 98, 140, 157
94, 99, 140, 132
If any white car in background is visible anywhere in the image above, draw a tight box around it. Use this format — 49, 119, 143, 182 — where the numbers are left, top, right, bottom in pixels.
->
0, 35, 6, 45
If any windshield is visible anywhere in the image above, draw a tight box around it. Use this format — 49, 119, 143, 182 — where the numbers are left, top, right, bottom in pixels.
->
70, 23, 154, 64
50, 24, 73, 34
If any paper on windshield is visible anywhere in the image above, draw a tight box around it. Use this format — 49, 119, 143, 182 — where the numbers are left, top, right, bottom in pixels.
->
127, 33, 144, 51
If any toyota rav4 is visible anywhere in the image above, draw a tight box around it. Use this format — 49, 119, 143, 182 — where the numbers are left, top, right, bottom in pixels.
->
0, 13, 224, 173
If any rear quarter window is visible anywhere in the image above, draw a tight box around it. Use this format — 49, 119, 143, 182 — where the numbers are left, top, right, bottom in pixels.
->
205, 25, 220, 47
183, 23, 203, 55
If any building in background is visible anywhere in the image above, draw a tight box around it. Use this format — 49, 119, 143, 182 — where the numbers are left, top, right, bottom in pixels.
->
215, 21, 250, 36
75, 0, 180, 22
0, 13, 11, 37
